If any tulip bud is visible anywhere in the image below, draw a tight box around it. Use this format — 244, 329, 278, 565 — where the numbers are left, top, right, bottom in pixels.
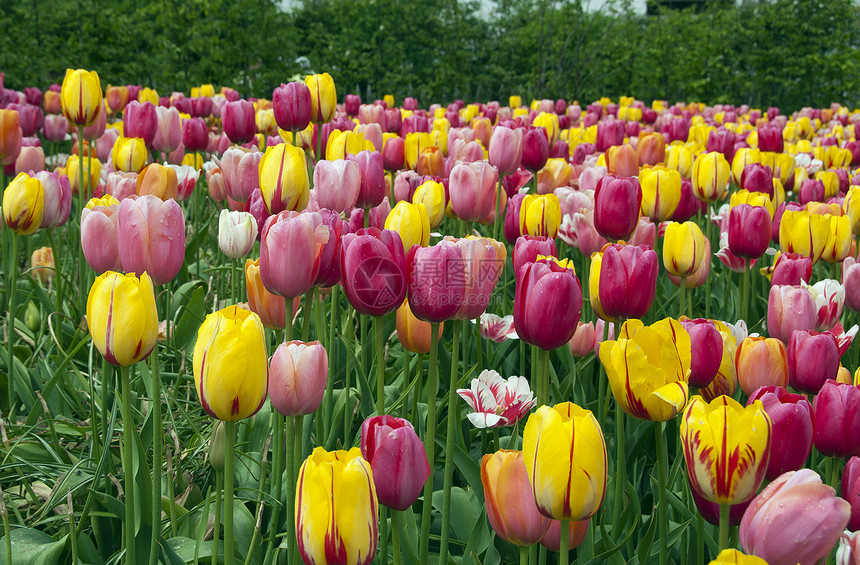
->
209, 420, 226, 471
360, 415, 431, 511
269, 340, 327, 417
304, 73, 337, 124
597, 244, 659, 321
87, 271, 158, 366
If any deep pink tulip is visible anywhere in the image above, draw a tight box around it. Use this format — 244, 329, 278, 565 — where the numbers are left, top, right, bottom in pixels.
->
813, 380, 860, 458
24, 87, 41, 107
598, 244, 659, 320
341, 227, 407, 317
312, 209, 345, 288
789, 330, 840, 394
344, 94, 361, 117
665, 117, 690, 144
747, 386, 814, 480
313, 159, 361, 214
595, 119, 624, 152
671, 178, 708, 222
758, 123, 784, 153
539, 520, 589, 552
272, 82, 312, 132
489, 126, 524, 176
770, 252, 812, 286
502, 168, 533, 198
521, 127, 549, 172
513, 256, 582, 350
222, 99, 256, 145
182, 117, 209, 153
767, 285, 816, 343
116, 195, 186, 285
401, 114, 429, 136
513, 235, 557, 278
42, 114, 68, 143
361, 415, 431, 511
841, 456, 860, 531
740, 469, 850, 565
503, 194, 526, 245
728, 203, 772, 259
382, 136, 405, 172
260, 211, 329, 299
123, 101, 158, 147
593, 175, 642, 241
690, 483, 750, 526
152, 106, 181, 154
244, 188, 270, 238
269, 340, 327, 417
681, 319, 724, 388
347, 150, 386, 209
799, 178, 826, 205
9, 103, 41, 138
741, 163, 775, 196
571, 142, 595, 165
216, 147, 262, 203
444, 236, 505, 320
706, 129, 737, 163
191, 96, 214, 118
384, 108, 402, 134
406, 241, 467, 323
36, 170, 71, 229
449, 161, 498, 222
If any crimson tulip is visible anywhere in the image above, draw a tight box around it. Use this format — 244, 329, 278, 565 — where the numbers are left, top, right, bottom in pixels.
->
747, 386, 813, 480
341, 227, 407, 317
598, 243, 659, 320
182, 117, 209, 153
513, 256, 582, 350
841, 456, 860, 531
728, 204, 772, 259
788, 329, 840, 394
812, 380, 860, 458
593, 175, 641, 241
406, 241, 467, 323
361, 415, 431, 511
222, 99, 256, 145
521, 127, 549, 172
681, 319, 724, 388
757, 123, 784, 153
272, 82, 312, 132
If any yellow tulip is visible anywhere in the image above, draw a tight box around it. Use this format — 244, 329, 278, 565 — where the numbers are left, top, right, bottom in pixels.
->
432, 117, 451, 133
255, 108, 276, 136
384, 201, 430, 252
665, 143, 694, 178
305, 73, 337, 124
598, 318, 691, 421
778, 209, 829, 263
522, 402, 607, 520
825, 145, 852, 169
65, 154, 102, 196
193, 305, 268, 421
688, 124, 713, 148
663, 221, 707, 277
509, 95, 523, 108
404, 132, 434, 171
815, 170, 840, 199
729, 189, 774, 218
692, 151, 730, 202
680, 395, 771, 504
519, 194, 561, 239
296, 447, 378, 565
326, 129, 367, 160
708, 549, 769, 565
198, 84, 215, 98
259, 143, 309, 215
639, 166, 682, 221
412, 180, 446, 228
60, 68, 103, 127
533, 112, 560, 145
182, 152, 204, 171
588, 251, 613, 322
137, 87, 159, 105
537, 158, 573, 193
2, 172, 44, 235
86, 271, 158, 366
843, 186, 860, 235
731, 147, 761, 186
820, 213, 852, 263
112, 136, 147, 173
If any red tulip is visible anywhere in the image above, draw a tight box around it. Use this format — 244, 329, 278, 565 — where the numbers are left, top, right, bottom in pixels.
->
222, 99, 256, 145
513, 256, 582, 350
272, 82, 312, 132
260, 210, 329, 299
361, 415, 431, 511
813, 380, 860, 458
788, 330, 840, 394
116, 195, 186, 285
269, 340, 327, 417
341, 227, 407, 317
747, 386, 813, 480
598, 243, 658, 320
593, 175, 641, 241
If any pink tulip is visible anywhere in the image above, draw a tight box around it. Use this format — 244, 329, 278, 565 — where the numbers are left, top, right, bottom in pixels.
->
36, 170, 71, 228
312, 209, 345, 288
513, 235, 558, 277
222, 99, 256, 145
80, 198, 122, 274
449, 161, 498, 222
269, 340, 327, 417
117, 195, 186, 285
843, 256, 860, 312
347, 197, 391, 232
841, 456, 860, 531
313, 159, 361, 214
123, 101, 158, 147
489, 126, 523, 176
475, 314, 519, 342
444, 236, 505, 320
558, 211, 609, 256
740, 469, 850, 565
152, 106, 182, 154
81, 100, 106, 140
382, 136, 405, 172
96, 128, 121, 162
838, 531, 860, 564
260, 210, 329, 299
216, 146, 262, 203
360, 415, 430, 511
105, 171, 138, 201
813, 380, 860, 458
767, 285, 816, 343
770, 252, 813, 286
170, 164, 199, 201
746, 386, 813, 480
788, 329, 840, 394
341, 227, 407, 317
14, 145, 44, 175
42, 114, 68, 142
347, 150, 386, 210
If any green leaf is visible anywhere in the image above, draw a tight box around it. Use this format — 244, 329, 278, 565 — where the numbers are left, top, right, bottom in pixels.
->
0, 527, 66, 565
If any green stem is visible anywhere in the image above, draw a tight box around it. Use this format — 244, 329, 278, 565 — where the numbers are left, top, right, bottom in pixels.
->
264, 412, 284, 565
741, 261, 750, 323
344, 309, 354, 442
559, 519, 570, 565
439, 320, 461, 564
285, 417, 297, 565
718, 503, 730, 551
302, 288, 315, 342
537, 348, 550, 406
119, 365, 137, 565
323, 287, 338, 441
148, 352, 163, 565
231, 258, 237, 305
224, 420, 236, 565
391, 509, 403, 565
519, 545, 528, 565
212, 470, 222, 565
475, 317, 483, 373
375, 315, 386, 414
611, 407, 626, 536
0, 485, 11, 565
493, 177, 503, 242
46, 228, 62, 314
6, 232, 17, 418
655, 421, 668, 565
418, 322, 440, 564
679, 277, 687, 319
77, 126, 86, 317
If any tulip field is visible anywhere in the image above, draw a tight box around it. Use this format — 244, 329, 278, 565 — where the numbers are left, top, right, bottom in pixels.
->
3, 69, 860, 565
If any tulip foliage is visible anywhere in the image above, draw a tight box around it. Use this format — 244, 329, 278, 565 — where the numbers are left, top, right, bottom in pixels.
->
5, 68, 860, 565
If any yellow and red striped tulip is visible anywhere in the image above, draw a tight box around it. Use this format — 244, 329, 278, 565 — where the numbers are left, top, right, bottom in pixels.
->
193, 305, 268, 421
639, 165, 682, 222
599, 318, 691, 421
385, 201, 430, 252
523, 402, 607, 521
663, 221, 707, 277
259, 143, 309, 215
820, 213, 852, 263
680, 395, 772, 505
60, 68, 103, 127
112, 136, 147, 174
519, 193, 561, 239
2, 172, 44, 235
778, 209, 829, 264
692, 151, 731, 202
296, 447, 378, 565
86, 271, 158, 366
65, 154, 102, 196
305, 73, 337, 124
731, 147, 761, 187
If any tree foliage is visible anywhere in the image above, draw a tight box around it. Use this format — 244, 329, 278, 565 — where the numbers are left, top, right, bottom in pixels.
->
1, 0, 858, 112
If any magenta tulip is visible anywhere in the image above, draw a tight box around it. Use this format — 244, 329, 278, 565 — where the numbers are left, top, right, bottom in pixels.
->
690, 483, 750, 526
272, 82, 312, 133
813, 380, 860, 458
681, 319, 724, 388
747, 386, 814, 480
843, 257, 860, 312
341, 227, 407, 317
671, 178, 708, 222
182, 117, 209, 153
222, 99, 256, 145
521, 127, 549, 172
260, 210, 329, 299
382, 136, 405, 172
344, 93, 361, 117
728, 204, 772, 259
116, 195, 186, 285
770, 253, 812, 286
360, 415, 431, 511
312, 209, 345, 288
757, 123, 784, 153
598, 243, 659, 320
513, 235, 557, 278
123, 100, 158, 147
42, 114, 68, 143
788, 330, 840, 394
347, 150, 386, 209
841, 456, 860, 531
741, 163, 775, 196
513, 256, 582, 350
595, 119, 624, 152
406, 241, 467, 323
593, 175, 642, 241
